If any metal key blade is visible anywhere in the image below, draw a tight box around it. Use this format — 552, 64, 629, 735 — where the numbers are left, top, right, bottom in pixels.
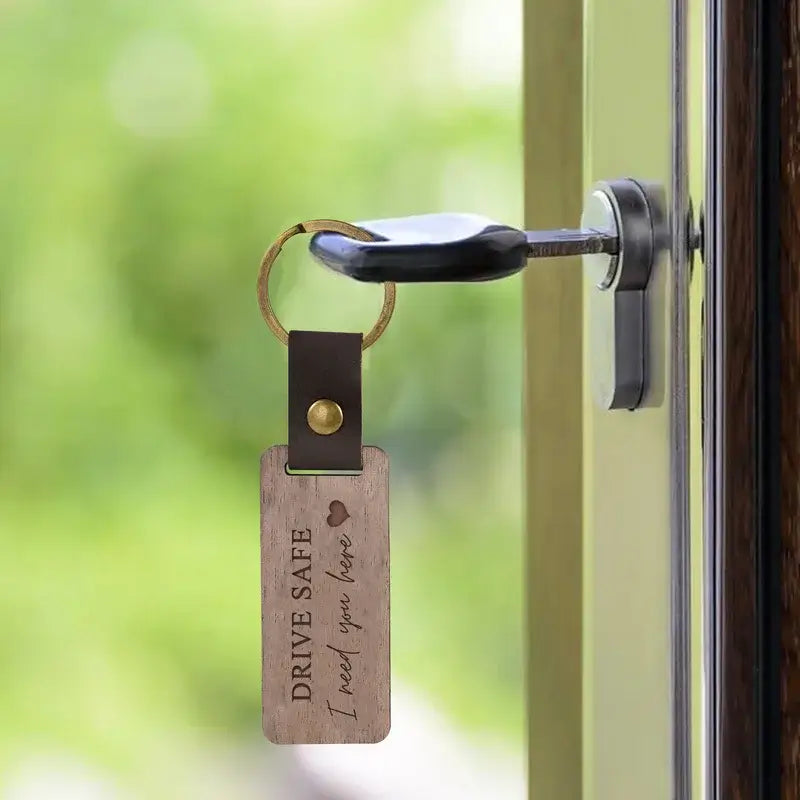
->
525, 228, 619, 259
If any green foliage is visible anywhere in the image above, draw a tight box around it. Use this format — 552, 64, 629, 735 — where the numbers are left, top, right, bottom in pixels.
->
0, 0, 523, 783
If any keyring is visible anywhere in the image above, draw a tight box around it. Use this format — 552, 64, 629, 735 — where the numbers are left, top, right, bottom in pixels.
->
257, 219, 396, 350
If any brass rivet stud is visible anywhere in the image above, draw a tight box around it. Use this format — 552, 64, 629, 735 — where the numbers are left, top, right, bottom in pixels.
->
307, 399, 344, 436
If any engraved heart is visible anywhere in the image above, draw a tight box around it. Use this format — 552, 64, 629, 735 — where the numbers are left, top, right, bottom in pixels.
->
326, 500, 350, 528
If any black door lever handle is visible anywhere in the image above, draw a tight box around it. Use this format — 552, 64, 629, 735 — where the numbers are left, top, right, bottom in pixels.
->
308, 212, 619, 283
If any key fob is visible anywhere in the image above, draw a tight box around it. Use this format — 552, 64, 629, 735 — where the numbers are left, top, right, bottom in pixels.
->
308, 213, 528, 283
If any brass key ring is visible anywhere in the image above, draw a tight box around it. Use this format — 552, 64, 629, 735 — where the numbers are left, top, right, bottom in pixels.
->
257, 219, 396, 349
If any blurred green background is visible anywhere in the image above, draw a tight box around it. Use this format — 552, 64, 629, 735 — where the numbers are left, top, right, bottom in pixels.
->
0, 0, 523, 795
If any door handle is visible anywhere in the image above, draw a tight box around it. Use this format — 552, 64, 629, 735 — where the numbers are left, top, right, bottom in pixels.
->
309, 178, 670, 410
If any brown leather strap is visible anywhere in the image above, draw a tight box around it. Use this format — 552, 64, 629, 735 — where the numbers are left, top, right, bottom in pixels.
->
287, 331, 362, 471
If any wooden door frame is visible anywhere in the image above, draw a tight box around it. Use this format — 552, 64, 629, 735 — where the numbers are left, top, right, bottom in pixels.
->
526, 0, 800, 795
523, 2, 583, 797
707, 0, 799, 795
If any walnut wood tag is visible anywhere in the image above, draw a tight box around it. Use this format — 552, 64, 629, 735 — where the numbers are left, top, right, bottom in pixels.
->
260, 445, 390, 744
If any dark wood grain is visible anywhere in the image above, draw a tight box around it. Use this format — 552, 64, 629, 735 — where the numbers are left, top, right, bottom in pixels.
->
716, 0, 760, 795
718, 0, 800, 794
781, 0, 800, 791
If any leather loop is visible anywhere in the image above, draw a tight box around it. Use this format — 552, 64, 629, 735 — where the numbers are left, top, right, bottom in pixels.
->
287, 331, 362, 471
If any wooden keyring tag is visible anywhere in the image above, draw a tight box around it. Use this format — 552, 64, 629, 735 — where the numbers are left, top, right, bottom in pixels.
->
260, 329, 391, 745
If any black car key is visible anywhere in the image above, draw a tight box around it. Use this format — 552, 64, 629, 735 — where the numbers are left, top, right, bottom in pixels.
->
309, 212, 618, 283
